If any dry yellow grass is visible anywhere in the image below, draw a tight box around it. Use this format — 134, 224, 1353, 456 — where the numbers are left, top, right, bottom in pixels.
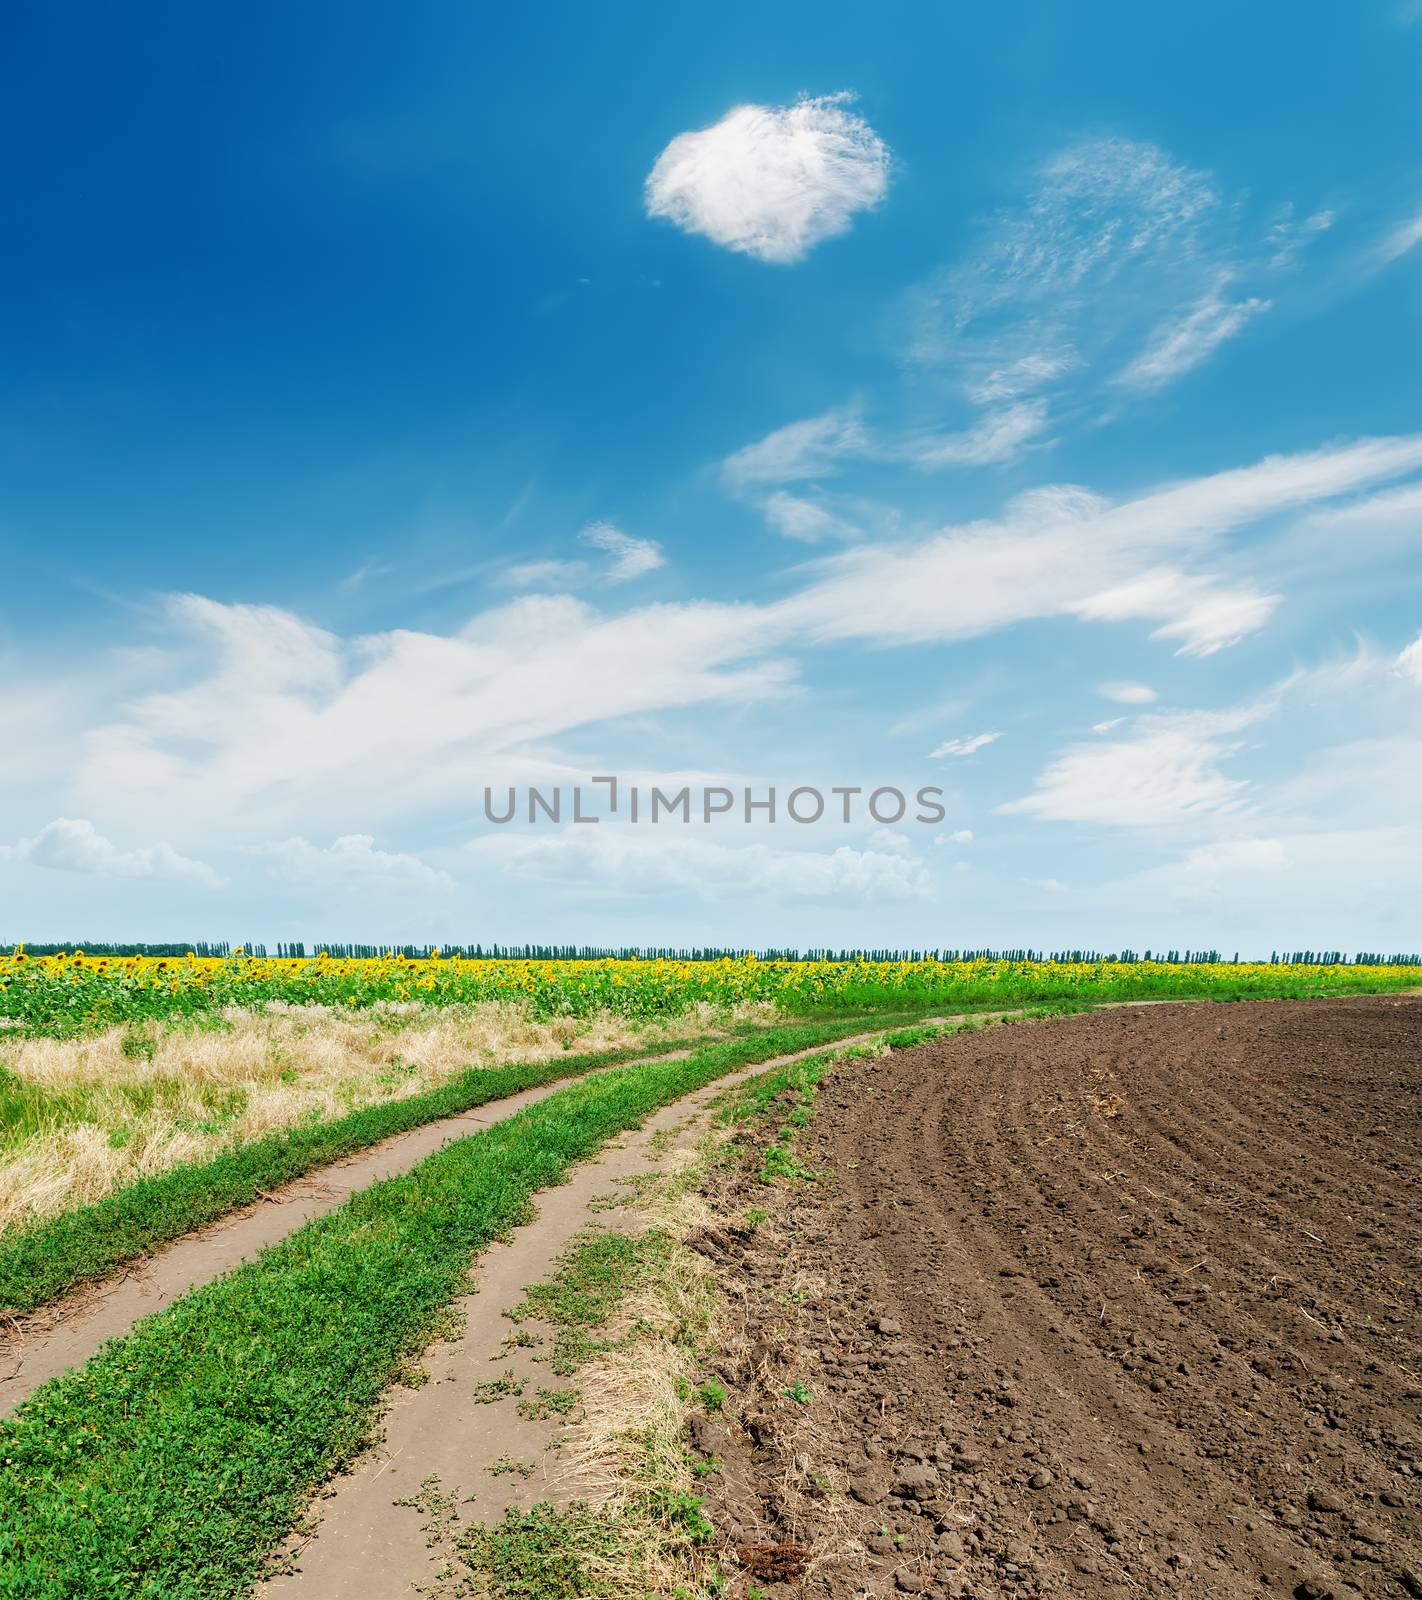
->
0, 1000, 765, 1232
542, 1140, 725, 1599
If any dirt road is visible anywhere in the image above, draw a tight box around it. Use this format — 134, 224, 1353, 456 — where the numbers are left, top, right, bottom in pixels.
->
699, 998, 1421, 1599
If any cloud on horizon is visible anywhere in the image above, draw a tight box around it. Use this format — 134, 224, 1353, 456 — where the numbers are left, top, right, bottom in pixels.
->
2, 818, 224, 888
249, 834, 453, 891
467, 826, 933, 904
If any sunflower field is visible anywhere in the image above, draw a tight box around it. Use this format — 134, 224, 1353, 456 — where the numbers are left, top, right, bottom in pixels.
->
3, 947, 1419, 1038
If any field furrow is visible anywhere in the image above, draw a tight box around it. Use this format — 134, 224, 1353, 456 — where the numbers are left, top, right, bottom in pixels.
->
687, 998, 1422, 1600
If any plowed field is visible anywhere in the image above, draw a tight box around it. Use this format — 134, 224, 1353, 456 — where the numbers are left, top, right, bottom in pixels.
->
699, 999, 1421, 1600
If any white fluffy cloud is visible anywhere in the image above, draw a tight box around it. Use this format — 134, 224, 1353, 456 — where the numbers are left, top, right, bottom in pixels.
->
930, 732, 1001, 758
645, 94, 889, 264
3, 817, 223, 888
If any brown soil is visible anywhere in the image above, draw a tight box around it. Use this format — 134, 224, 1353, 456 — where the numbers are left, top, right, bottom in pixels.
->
693, 999, 1422, 1600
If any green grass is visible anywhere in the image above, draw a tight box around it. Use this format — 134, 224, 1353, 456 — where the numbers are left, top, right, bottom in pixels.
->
0, 1013, 929, 1317
716, 1029, 898, 1178
783, 968, 1422, 1017
516, 1387, 579, 1421
0, 1036, 701, 1317
472, 1371, 525, 1404
459, 1495, 710, 1600
462, 1492, 716, 1600
461, 1029, 899, 1600
507, 1227, 677, 1376
715, 1021, 965, 1186
0, 1017, 919, 1600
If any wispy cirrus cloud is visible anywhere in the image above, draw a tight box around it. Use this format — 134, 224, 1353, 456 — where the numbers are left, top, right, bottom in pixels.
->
1284, 480, 1422, 565
891, 400, 1051, 469
1058, 638, 1422, 937
721, 404, 867, 489
1378, 205, 1422, 266
906, 136, 1325, 443
1098, 681, 1158, 704
721, 397, 1050, 525
999, 706, 1260, 827
498, 525, 665, 590
499, 558, 588, 589
760, 491, 858, 543
645, 93, 889, 264
1007, 625, 1422, 842
781, 434, 1422, 657
912, 137, 1225, 385
1116, 284, 1271, 391
930, 731, 1001, 758
724, 135, 1327, 502
578, 521, 665, 581
1395, 629, 1422, 685
1265, 204, 1334, 270
50, 434, 1422, 849
966, 352, 1080, 406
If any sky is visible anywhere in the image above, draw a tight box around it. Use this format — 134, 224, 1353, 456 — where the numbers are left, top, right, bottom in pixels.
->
2, 1, 1421, 953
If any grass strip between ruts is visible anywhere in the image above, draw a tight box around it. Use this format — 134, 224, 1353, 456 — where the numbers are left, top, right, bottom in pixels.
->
0, 1023, 786, 1317
0, 1017, 919, 1600
456, 1032, 897, 1598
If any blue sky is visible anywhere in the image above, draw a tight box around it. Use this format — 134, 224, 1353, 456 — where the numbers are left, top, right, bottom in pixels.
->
3, 1, 1422, 951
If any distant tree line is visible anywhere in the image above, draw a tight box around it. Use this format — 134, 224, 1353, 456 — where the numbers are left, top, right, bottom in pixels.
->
4, 941, 1420, 965
1, 942, 242, 958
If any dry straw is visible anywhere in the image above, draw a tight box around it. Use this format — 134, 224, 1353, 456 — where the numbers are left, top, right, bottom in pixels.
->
0, 999, 765, 1231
